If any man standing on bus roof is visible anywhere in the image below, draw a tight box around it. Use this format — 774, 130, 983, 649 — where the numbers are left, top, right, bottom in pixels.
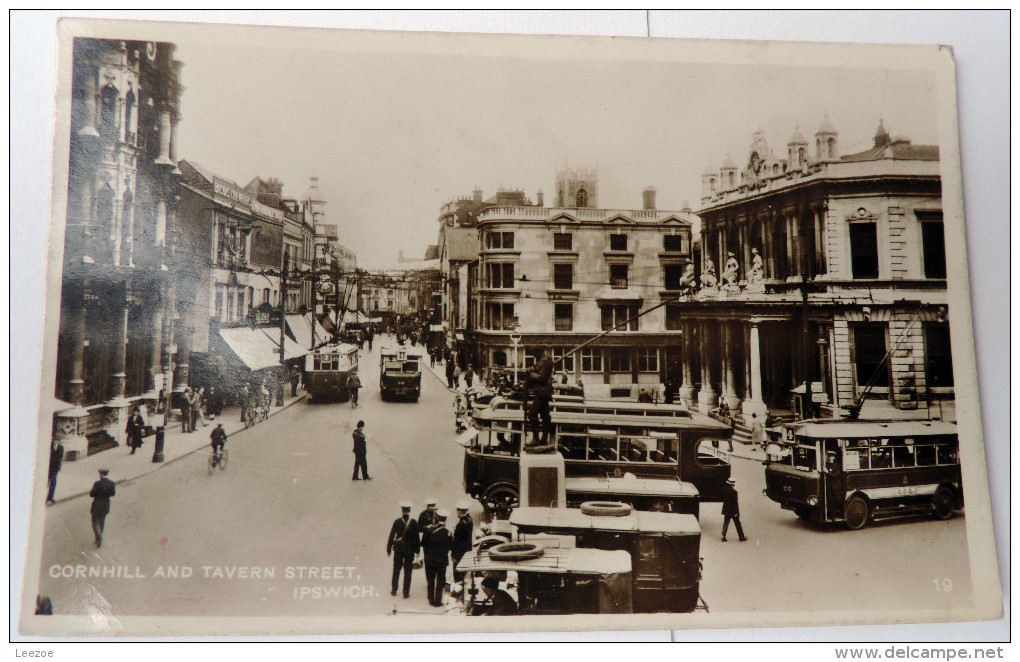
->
351, 420, 371, 480
721, 478, 748, 542
525, 347, 554, 445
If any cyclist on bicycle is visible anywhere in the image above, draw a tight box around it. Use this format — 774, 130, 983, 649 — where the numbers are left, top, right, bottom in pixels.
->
210, 423, 227, 461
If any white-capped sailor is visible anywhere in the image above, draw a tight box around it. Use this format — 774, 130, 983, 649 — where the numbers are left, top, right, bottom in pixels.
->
451, 501, 474, 584
386, 501, 420, 598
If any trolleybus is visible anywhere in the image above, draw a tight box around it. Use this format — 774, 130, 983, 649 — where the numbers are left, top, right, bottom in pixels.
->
763, 419, 961, 529
303, 343, 360, 402
462, 395, 732, 516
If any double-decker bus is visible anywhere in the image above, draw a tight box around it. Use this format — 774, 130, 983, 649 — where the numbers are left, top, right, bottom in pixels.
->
764, 419, 961, 530
303, 343, 359, 402
379, 346, 422, 401
462, 395, 732, 516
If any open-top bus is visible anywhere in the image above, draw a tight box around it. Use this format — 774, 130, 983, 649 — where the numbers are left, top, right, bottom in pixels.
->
462, 395, 732, 516
763, 419, 961, 530
303, 343, 359, 402
379, 345, 422, 401
511, 506, 703, 613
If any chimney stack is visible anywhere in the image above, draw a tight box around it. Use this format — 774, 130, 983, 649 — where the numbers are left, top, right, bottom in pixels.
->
536, 189, 544, 207
642, 186, 657, 211
473, 187, 483, 205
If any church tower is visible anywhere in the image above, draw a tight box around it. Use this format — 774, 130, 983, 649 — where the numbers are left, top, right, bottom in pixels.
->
815, 116, 839, 161
787, 126, 809, 170
555, 166, 598, 208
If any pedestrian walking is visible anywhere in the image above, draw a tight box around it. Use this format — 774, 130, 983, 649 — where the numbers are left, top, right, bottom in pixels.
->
453, 364, 461, 389
207, 386, 223, 418
351, 420, 371, 480
89, 468, 116, 548
417, 499, 439, 529
125, 407, 145, 454
721, 478, 748, 542
238, 384, 250, 423
421, 510, 452, 607
180, 389, 193, 433
348, 373, 362, 408
46, 439, 64, 505
386, 502, 420, 599
445, 359, 455, 390
451, 502, 473, 584
464, 365, 474, 388
290, 367, 300, 397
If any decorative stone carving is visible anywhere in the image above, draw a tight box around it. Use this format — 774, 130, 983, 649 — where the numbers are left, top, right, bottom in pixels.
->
677, 263, 696, 295
722, 252, 740, 290
745, 247, 765, 292
700, 258, 717, 289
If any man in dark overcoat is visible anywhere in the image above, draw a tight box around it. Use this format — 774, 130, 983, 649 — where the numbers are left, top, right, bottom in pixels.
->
386, 502, 420, 598
421, 511, 452, 607
451, 502, 474, 584
46, 439, 64, 504
525, 347, 554, 445
89, 469, 116, 548
721, 478, 748, 542
352, 420, 371, 480
125, 408, 145, 454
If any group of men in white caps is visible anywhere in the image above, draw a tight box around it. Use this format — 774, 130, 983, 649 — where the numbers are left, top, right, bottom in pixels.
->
386, 498, 474, 607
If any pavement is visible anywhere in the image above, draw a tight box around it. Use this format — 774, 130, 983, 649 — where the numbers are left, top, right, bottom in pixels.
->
47, 391, 307, 505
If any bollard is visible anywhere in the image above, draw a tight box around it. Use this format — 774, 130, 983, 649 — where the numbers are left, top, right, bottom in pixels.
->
152, 426, 166, 463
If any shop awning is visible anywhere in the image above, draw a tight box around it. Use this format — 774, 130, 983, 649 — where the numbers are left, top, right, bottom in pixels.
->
285, 314, 331, 351
219, 326, 305, 372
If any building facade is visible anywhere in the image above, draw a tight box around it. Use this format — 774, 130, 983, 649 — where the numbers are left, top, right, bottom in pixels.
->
54, 38, 183, 457
680, 119, 951, 421
473, 171, 696, 398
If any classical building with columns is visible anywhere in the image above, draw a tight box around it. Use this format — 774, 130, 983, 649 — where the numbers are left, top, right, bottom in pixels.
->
473, 168, 697, 398
54, 38, 183, 458
675, 118, 952, 423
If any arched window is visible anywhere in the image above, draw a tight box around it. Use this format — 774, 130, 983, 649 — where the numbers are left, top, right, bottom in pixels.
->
709, 177, 716, 193
728, 172, 735, 187
827, 137, 836, 158
96, 184, 114, 226
120, 188, 133, 265
575, 188, 588, 208
798, 147, 806, 165
99, 83, 119, 139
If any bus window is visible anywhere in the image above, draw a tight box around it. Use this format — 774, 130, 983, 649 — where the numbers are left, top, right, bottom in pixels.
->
589, 436, 618, 462
891, 440, 914, 468
403, 361, 419, 372
843, 447, 864, 470
936, 441, 957, 465
824, 439, 842, 474
559, 435, 587, 460
650, 432, 678, 464
383, 360, 403, 371
792, 443, 818, 471
915, 445, 937, 466
621, 438, 649, 463
870, 446, 892, 469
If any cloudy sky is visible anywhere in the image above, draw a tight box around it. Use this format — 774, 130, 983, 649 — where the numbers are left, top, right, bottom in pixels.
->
166, 25, 940, 269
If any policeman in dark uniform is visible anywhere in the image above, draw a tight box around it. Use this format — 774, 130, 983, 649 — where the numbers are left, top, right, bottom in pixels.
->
451, 502, 474, 584
525, 347, 554, 445
89, 469, 116, 548
417, 499, 438, 530
386, 502, 420, 598
421, 510, 452, 607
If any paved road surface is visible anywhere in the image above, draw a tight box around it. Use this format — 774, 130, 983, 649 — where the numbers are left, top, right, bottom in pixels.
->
34, 336, 973, 620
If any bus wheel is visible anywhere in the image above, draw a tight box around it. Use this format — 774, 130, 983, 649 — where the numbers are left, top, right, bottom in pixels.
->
482, 483, 519, 520
844, 495, 870, 530
931, 485, 956, 520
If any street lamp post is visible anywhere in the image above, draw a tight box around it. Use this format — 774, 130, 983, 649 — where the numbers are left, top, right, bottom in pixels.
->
509, 319, 522, 384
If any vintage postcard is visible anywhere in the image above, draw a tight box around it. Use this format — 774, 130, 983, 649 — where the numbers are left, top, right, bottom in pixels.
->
16, 16, 1002, 637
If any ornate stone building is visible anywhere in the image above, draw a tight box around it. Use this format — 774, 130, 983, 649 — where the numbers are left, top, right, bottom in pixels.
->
54, 38, 183, 457
677, 118, 951, 423
473, 170, 696, 398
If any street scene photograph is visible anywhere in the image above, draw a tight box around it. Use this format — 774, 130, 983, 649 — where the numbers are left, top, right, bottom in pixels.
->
16, 15, 1002, 638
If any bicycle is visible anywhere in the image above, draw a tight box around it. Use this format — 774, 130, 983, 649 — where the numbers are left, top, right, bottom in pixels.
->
208, 446, 228, 474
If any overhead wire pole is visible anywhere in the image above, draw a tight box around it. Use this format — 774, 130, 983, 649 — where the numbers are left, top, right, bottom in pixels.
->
278, 251, 289, 405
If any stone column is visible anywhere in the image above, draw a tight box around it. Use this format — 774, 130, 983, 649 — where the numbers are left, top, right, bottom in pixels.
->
148, 306, 164, 395
108, 283, 130, 401
814, 208, 826, 276
156, 110, 173, 166
678, 321, 695, 407
62, 281, 88, 406
764, 216, 776, 280
785, 213, 798, 281
742, 321, 769, 424
155, 198, 167, 247
173, 317, 191, 393
78, 69, 100, 138
721, 322, 740, 409
697, 321, 717, 414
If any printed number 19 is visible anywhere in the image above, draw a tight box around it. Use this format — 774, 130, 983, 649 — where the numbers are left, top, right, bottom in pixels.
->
934, 578, 953, 592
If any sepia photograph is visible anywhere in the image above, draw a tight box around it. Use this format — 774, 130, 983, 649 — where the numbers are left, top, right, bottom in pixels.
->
11, 11, 1008, 642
